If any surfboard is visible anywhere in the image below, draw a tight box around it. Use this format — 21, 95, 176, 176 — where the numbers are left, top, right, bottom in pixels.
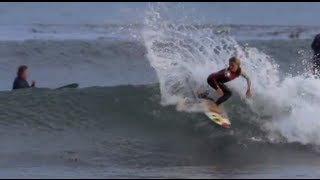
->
196, 90, 231, 128
203, 99, 231, 128
56, 83, 79, 89
204, 111, 231, 128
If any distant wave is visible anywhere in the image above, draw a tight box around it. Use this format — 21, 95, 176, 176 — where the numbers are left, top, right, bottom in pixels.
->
0, 24, 317, 41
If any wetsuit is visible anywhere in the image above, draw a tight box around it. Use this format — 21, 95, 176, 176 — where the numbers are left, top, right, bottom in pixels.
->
312, 34, 320, 75
12, 77, 34, 90
206, 68, 251, 105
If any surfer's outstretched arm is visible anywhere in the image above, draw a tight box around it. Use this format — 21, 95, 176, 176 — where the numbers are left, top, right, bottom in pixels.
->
241, 71, 252, 98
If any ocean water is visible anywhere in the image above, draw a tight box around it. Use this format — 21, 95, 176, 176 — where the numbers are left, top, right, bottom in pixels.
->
1, 2, 320, 179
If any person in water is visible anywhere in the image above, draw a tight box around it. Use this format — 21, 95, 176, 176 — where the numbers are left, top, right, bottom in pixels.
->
311, 33, 320, 76
12, 65, 36, 90
198, 57, 252, 114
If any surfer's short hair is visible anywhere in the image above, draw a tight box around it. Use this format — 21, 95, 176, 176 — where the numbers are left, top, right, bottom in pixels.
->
17, 65, 28, 77
229, 57, 241, 65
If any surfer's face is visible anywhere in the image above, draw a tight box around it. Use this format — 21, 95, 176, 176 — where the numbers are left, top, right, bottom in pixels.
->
21, 69, 29, 80
229, 62, 239, 72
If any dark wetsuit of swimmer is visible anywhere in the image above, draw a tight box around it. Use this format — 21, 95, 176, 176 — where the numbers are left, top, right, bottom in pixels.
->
206, 67, 250, 105
12, 77, 34, 90
312, 34, 320, 75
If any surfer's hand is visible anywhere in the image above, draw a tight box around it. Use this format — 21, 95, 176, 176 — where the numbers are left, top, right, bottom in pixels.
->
246, 89, 252, 98
217, 88, 224, 96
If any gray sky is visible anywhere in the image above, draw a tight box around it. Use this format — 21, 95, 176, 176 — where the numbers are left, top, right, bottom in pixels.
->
0, 2, 319, 26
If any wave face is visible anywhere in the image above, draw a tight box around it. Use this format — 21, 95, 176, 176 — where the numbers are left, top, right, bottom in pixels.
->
2, 85, 320, 178
0, 85, 308, 149
142, 4, 320, 146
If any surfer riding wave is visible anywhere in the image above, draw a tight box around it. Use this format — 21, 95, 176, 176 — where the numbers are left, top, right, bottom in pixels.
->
198, 57, 252, 114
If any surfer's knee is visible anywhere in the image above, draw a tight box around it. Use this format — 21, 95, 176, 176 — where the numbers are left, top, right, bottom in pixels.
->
207, 77, 216, 89
215, 90, 232, 105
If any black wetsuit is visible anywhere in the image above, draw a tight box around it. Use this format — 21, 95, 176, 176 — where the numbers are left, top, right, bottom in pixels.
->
311, 34, 320, 75
12, 77, 34, 90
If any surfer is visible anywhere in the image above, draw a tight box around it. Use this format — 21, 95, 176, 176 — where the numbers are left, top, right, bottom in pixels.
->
198, 57, 252, 114
311, 33, 320, 76
12, 65, 36, 90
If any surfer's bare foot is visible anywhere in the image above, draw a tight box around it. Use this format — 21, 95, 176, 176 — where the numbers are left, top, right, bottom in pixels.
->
208, 104, 223, 115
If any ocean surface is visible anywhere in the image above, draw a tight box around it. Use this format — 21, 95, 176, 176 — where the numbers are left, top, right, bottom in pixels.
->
1, 2, 320, 179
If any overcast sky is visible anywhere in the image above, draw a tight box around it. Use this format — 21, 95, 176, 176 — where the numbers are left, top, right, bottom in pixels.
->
0, 2, 319, 26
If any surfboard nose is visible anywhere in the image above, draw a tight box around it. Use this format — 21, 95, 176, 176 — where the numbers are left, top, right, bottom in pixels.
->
222, 122, 231, 128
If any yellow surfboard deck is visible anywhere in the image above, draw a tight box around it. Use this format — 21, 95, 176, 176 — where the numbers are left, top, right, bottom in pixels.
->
204, 101, 231, 128
205, 111, 231, 128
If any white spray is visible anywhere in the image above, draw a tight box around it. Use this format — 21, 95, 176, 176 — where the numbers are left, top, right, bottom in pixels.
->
142, 4, 320, 145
